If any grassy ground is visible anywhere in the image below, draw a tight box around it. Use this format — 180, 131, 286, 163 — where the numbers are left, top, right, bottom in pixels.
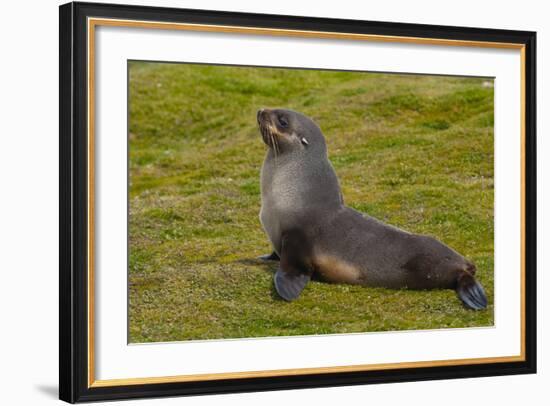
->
128, 61, 494, 343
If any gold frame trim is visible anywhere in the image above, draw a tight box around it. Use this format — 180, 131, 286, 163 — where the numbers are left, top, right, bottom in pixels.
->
87, 17, 527, 388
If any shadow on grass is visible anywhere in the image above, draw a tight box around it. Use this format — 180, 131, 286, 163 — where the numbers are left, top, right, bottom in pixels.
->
233, 257, 288, 302
233, 257, 278, 272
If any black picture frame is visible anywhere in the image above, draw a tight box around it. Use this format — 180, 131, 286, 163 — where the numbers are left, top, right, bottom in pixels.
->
59, 1, 537, 403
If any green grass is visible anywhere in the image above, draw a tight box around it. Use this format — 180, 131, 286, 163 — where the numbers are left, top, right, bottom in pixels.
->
128, 61, 494, 343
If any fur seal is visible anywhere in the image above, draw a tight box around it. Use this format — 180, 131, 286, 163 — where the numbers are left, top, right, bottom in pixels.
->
257, 108, 487, 310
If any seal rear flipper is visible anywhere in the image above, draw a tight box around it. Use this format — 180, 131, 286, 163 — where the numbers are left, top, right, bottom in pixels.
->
258, 251, 280, 261
456, 272, 488, 310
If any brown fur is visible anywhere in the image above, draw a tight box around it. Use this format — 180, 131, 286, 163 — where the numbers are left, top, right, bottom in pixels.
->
313, 255, 364, 284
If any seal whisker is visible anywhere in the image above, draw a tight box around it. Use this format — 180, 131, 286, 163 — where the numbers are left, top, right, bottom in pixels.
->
273, 133, 279, 157
272, 133, 279, 157
267, 126, 277, 157
273, 129, 281, 157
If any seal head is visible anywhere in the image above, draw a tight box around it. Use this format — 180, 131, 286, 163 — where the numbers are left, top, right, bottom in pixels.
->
257, 108, 326, 155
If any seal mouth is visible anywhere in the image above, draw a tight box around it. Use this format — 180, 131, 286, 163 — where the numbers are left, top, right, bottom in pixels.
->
257, 109, 281, 155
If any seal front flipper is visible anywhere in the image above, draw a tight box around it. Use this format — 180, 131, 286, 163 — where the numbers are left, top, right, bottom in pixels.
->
273, 229, 312, 301
258, 251, 280, 261
456, 272, 488, 310
274, 268, 311, 301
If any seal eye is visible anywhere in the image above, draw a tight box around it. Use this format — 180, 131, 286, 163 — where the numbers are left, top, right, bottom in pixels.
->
277, 115, 289, 128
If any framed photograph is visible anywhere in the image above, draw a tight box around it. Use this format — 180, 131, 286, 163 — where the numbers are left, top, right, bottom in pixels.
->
59, 1, 536, 403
